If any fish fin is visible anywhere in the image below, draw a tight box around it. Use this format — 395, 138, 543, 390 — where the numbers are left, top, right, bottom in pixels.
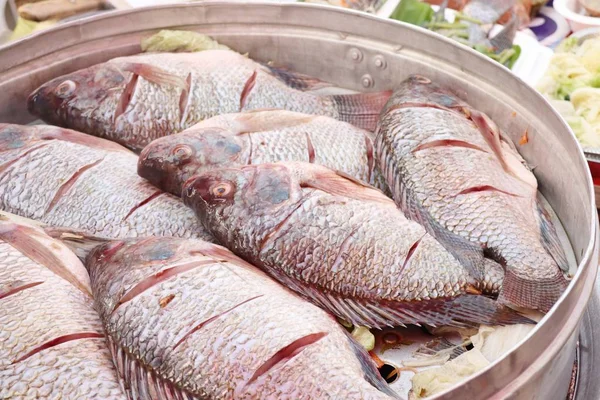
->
0, 124, 131, 154
399, 186, 491, 284
263, 64, 333, 91
189, 241, 263, 273
292, 163, 395, 206
498, 267, 568, 313
469, 110, 537, 188
227, 110, 316, 134
264, 265, 531, 328
330, 91, 392, 131
535, 195, 570, 274
119, 62, 188, 90
345, 335, 402, 399
107, 336, 201, 400
42, 226, 112, 261
0, 212, 92, 297
469, 109, 509, 171
294, 282, 531, 329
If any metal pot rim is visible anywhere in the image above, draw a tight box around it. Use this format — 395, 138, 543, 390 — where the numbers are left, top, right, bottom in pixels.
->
0, 3, 597, 397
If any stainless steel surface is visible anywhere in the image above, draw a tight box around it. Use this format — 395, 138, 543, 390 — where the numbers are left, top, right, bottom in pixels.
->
0, 3, 597, 399
573, 273, 600, 400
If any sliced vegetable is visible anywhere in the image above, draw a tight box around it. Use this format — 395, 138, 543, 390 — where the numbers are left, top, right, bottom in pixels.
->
352, 326, 375, 351
537, 36, 600, 147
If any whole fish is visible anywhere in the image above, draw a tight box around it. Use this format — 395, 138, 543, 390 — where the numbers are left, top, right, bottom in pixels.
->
0, 124, 213, 241
374, 75, 568, 312
0, 213, 125, 399
138, 109, 387, 196
74, 235, 399, 400
183, 161, 531, 329
28, 50, 391, 152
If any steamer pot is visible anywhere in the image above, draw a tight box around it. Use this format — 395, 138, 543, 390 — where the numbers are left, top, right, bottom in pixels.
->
0, 3, 597, 398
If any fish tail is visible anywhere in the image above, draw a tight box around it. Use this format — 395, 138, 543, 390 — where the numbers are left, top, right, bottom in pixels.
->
346, 335, 402, 399
433, 295, 535, 327
330, 91, 392, 131
498, 268, 569, 313
535, 195, 571, 274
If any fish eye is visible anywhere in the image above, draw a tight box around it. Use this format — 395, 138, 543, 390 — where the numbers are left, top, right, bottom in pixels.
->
210, 182, 234, 198
171, 144, 193, 160
56, 80, 77, 97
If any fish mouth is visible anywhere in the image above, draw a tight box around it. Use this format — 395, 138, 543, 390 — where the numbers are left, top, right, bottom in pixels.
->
27, 86, 65, 124
137, 152, 183, 196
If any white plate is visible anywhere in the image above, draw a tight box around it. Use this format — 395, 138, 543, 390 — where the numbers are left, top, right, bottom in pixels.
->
554, 0, 600, 32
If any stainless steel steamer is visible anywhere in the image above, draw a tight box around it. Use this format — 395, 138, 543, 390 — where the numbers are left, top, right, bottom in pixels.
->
0, 3, 597, 399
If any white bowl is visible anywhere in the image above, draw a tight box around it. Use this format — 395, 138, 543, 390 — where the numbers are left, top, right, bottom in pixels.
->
554, 0, 600, 31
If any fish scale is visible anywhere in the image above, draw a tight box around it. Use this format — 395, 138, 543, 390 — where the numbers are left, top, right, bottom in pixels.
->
0, 124, 213, 241
0, 216, 125, 399
138, 110, 388, 197
375, 76, 569, 312
82, 236, 398, 400
29, 50, 390, 152
183, 162, 531, 329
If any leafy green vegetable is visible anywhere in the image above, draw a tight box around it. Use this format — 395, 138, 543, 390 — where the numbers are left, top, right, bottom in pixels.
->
390, 0, 434, 26
141, 30, 231, 53
389, 0, 520, 69
506, 45, 521, 69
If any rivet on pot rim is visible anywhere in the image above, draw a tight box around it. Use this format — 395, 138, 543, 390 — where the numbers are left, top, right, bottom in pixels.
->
361, 74, 374, 88
349, 48, 363, 63
373, 55, 387, 69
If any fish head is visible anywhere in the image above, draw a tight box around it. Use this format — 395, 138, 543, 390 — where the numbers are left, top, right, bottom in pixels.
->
27, 64, 125, 131
138, 128, 245, 196
183, 163, 302, 248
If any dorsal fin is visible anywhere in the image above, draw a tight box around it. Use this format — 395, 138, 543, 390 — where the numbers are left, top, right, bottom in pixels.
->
264, 266, 532, 329
106, 335, 204, 400
118, 62, 188, 90
287, 162, 395, 206
0, 212, 92, 297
